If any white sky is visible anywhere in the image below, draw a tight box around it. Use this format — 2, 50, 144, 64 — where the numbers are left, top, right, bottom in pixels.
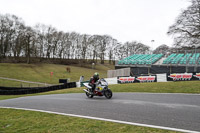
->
0, 0, 190, 50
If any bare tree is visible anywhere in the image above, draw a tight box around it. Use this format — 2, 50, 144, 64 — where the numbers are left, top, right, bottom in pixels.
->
88, 35, 98, 62
64, 34, 72, 59
68, 32, 79, 59
107, 38, 118, 64
113, 43, 122, 60
22, 26, 36, 64
168, 0, 200, 47
0, 14, 26, 61
57, 32, 69, 59
123, 41, 150, 56
44, 26, 56, 59
0, 14, 16, 58
51, 31, 59, 59
153, 44, 170, 55
93, 35, 112, 64
80, 34, 90, 60
34, 24, 49, 59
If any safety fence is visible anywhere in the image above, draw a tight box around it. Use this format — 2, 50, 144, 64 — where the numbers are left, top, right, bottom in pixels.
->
117, 72, 200, 84
0, 82, 76, 95
118, 75, 157, 84
107, 68, 130, 78
167, 72, 200, 81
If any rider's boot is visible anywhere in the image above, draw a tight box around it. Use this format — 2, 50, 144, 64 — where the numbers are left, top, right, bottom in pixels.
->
89, 88, 93, 94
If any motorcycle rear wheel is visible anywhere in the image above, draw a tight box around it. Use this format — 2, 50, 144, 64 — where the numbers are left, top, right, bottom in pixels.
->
104, 89, 112, 99
86, 92, 93, 98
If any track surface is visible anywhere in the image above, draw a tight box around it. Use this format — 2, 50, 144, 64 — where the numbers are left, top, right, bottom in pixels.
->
0, 93, 200, 132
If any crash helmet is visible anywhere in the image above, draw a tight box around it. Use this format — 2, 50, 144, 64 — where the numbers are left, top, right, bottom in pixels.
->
93, 72, 99, 80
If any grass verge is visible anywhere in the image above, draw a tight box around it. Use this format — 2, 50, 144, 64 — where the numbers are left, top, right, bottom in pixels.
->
0, 108, 177, 133
110, 81, 200, 93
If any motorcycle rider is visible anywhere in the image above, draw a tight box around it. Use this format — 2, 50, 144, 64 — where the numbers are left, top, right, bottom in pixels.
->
89, 72, 100, 94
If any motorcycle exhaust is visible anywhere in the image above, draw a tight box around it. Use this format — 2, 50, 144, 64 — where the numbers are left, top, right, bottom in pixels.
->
83, 89, 89, 93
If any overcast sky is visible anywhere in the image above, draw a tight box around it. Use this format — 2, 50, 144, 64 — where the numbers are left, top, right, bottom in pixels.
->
0, 0, 190, 50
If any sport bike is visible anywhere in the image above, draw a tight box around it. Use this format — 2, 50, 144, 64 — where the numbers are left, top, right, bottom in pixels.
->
83, 78, 112, 99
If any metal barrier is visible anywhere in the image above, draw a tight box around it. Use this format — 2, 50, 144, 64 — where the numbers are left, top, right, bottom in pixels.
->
0, 82, 76, 95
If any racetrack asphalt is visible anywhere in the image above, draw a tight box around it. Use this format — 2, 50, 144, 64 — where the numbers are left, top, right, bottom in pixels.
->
0, 93, 200, 132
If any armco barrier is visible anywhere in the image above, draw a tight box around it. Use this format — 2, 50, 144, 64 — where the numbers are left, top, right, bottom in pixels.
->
0, 82, 76, 95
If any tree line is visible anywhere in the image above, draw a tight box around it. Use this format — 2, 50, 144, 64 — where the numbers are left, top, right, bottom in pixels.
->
0, 14, 151, 64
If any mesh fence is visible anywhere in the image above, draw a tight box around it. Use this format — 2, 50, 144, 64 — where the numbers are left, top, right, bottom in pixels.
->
107, 68, 130, 78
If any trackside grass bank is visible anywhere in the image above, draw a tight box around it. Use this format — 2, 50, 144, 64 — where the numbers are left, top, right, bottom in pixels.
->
0, 63, 112, 85
0, 108, 177, 133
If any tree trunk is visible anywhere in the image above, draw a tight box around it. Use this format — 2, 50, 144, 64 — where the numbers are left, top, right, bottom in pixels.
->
101, 53, 104, 64
26, 36, 31, 64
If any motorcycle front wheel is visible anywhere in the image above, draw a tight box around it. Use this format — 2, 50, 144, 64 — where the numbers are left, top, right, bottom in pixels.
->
104, 89, 112, 99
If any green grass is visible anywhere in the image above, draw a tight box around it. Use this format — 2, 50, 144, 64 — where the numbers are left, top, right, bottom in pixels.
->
110, 81, 200, 93
0, 108, 178, 133
0, 63, 113, 85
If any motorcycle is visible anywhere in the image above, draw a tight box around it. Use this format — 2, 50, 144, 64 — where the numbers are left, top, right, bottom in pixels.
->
83, 78, 112, 99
